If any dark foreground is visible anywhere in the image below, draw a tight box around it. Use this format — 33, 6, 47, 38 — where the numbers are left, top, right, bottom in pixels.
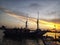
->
0, 35, 60, 45
0, 30, 60, 45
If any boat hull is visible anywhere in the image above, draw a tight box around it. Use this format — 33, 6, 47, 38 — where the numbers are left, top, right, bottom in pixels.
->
3, 30, 47, 38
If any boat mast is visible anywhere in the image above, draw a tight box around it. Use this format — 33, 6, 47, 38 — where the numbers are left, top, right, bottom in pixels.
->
37, 11, 39, 30
54, 15, 57, 40
26, 20, 27, 29
54, 25, 56, 39
25, 14, 28, 29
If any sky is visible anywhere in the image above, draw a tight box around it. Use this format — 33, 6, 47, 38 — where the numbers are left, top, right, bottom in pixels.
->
0, 0, 60, 30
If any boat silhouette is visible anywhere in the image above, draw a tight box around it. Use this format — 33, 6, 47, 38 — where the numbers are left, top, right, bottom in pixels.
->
3, 12, 47, 38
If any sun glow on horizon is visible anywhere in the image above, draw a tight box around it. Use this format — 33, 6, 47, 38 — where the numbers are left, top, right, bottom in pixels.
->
5, 13, 60, 30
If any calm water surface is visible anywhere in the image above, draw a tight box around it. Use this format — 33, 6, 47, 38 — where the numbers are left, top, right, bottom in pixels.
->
0, 30, 44, 45
0, 30, 60, 45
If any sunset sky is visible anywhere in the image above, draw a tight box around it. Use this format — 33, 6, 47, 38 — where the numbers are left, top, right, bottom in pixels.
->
0, 0, 60, 30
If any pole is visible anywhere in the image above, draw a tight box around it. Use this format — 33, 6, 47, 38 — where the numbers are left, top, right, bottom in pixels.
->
37, 11, 39, 30
54, 25, 56, 39
25, 14, 28, 29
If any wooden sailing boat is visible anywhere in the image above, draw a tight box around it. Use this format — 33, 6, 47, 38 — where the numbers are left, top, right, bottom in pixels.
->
3, 12, 47, 38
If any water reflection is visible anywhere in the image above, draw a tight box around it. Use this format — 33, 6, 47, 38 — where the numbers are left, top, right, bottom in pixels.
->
0, 30, 60, 45
2, 36, 44, 45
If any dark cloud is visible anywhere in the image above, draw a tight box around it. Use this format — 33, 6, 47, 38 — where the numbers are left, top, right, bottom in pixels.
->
29, 3, 41, 10
46, 10, 60, 18
47, 11, 56, 15
50, 19, 60, 23
0, 7, 27, 17
29, 3, 39, 7
41, 18, 60, 24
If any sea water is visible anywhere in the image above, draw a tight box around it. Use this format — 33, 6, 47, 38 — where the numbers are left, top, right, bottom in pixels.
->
0, 30, 60, 45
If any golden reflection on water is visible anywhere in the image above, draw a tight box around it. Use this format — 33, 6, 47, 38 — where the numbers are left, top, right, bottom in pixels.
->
44, 32, 60, 39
